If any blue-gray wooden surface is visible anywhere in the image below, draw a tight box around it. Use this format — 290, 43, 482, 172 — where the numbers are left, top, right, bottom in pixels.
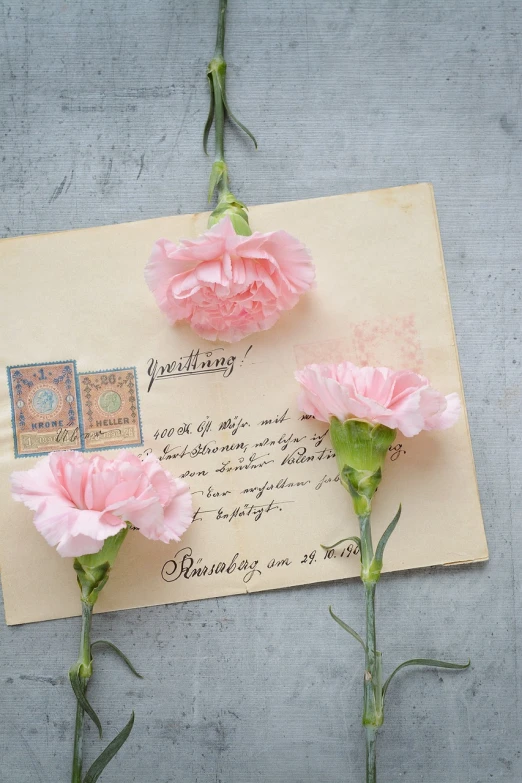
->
1, 1, 521, 781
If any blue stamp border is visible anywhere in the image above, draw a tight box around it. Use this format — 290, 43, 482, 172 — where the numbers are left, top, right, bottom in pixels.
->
7, 359, 85, 459
78, 366, 144, 453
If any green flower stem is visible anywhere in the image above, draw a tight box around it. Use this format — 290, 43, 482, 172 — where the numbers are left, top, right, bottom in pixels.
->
210, 0, 230, 201
208, 66, 228, 200
365, 726, 377, 783
359, 513, 383, 783
329, 417, 469, 781
205, 0, 255, 234
71, 600, 94, 783
215, 0, 227, 59
359, 514, 374, 580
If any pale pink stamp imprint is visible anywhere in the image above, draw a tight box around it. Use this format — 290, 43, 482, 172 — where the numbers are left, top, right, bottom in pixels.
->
294, 314, 424, 373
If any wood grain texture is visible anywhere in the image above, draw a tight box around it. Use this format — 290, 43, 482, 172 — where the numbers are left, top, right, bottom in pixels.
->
1, 1, 521, 781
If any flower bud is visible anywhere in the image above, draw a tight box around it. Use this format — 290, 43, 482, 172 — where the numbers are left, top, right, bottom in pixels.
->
329, 418, 397, 516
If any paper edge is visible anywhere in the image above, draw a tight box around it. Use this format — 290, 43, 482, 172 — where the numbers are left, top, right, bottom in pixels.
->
0, 183, 430, 245
427, 183, 489, 558
4, 552, 489, 626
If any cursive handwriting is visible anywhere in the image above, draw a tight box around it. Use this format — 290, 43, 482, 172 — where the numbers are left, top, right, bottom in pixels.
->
241, 476, 311, 500
160, 540, 360, 590
147, 345, 253, 392
162, 548, 261, 584
191, 498, 290, 524
144, 407, 407, 536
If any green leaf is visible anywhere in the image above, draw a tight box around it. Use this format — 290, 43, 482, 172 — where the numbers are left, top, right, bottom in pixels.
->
329, 606, 366, 651
218, 73, 258, 149
374, 504, 402, 567
320, 536, 361, 551
82, 712, 135, 783
91, 640, 143, 679
383, 657, 471, 700
203, 73, 215, 155
69, 666, 102, 738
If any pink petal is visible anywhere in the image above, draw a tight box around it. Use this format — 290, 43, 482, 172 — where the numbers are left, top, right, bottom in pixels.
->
145, 219, 315, 342
57, 533, 104, 558
11, 456, 66, 512
295, 362, 461, 437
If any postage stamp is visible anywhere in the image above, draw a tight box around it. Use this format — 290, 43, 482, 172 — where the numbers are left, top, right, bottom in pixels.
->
7, 361, 82, 457
78, 367, 143, 451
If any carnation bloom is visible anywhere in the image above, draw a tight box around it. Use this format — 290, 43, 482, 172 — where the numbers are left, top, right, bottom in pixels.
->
145, 216, 315, 342
11, 451, 193, 557
295, 361, 461, 438
132, 454, 194, 544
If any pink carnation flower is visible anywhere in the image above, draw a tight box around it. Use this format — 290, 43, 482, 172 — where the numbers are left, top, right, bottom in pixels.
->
11, 451, 193, 557
133, 454, 194, 544
295, 361, 461, 437
145, 217, 315, 342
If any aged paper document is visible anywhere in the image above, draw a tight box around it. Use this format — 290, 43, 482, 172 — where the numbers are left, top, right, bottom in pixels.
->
0, 184, 488, 624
